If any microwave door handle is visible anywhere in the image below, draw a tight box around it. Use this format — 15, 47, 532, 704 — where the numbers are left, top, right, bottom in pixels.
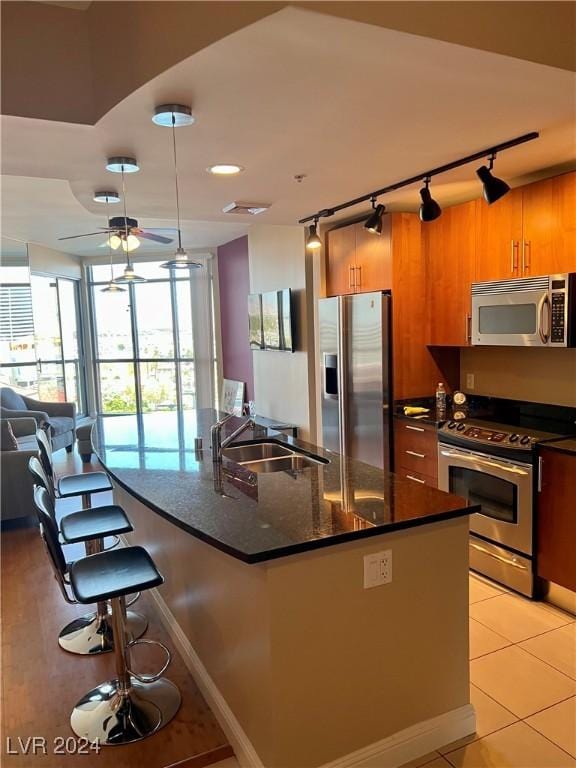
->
538, 294, 551, 344
439, 449, 530, 477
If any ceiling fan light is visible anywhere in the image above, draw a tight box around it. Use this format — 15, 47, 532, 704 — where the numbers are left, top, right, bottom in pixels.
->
108, 234, 122, 250
121, 234, 140, 253
152, 104, 195, 127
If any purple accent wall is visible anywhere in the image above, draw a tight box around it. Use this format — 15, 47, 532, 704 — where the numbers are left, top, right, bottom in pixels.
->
217, 235, 254, 401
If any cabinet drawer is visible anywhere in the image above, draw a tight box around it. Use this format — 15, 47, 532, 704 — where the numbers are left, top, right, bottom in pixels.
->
397, 468, 437, 489
394, 420, 438, 477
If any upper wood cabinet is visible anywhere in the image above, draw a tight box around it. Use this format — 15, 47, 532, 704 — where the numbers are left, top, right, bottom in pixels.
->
475, 170, 576, 282
522, 171, 576, 276
424, 200, 476, 347
475, 189, 523, 282
325, 217, 392, 296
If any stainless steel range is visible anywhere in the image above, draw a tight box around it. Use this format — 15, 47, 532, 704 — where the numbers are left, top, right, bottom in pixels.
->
438, 418, 563, 597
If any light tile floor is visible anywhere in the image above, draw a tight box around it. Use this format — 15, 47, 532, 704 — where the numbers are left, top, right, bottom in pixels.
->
208, 574, 576, 768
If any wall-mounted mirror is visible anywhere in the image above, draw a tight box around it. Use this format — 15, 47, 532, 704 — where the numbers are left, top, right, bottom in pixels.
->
0, 238, 38, 396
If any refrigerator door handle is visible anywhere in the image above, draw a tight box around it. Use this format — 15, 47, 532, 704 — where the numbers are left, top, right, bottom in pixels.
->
337, 297, 349, 457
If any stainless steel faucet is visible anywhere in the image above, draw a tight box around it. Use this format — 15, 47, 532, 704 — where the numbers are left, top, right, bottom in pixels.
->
211, 414, 255, 463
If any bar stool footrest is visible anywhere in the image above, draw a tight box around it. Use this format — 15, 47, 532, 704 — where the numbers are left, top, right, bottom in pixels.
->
125, 638, 171, 683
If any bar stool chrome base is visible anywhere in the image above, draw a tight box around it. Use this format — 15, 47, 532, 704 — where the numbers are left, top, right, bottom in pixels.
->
58, 610, 148, 655
70, 677, 181, 745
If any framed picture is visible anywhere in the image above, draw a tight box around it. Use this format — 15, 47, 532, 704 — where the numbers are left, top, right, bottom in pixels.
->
221, 379, 245, 416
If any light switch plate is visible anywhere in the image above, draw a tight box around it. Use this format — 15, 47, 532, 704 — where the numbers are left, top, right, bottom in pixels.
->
363, 550, 392, 589
466, 373, 475, 390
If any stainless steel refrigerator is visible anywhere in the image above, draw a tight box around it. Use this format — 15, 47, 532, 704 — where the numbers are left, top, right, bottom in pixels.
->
319, 292, 392, 471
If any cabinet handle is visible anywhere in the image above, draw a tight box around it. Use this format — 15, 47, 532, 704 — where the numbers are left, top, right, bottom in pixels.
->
349, 265, 355, 290
538, 456, 543, 493
406, 474, 425, 484
405, 425, 425, 433
406, 450, 426, 459
511, 240, 519, 272
356, 265, 362, 289
524, 240, 531, 273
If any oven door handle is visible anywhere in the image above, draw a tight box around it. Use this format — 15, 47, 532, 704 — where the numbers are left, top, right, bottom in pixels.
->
470, 542, 529, 570
439, 449, 530, 476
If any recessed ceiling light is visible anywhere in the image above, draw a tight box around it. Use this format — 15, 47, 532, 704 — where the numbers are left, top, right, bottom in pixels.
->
207, 164, 244, 176
106, 156, 139, 174
152, 104, 195, 127
93, 190, 120, 204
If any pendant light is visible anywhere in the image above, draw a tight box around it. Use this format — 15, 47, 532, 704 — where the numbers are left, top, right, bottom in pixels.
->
476, 153, 510, 204
111, 163, 145, 284
306, 217, 322, 250
419, 177, 442, 222
364, 197, 386, 235
153, 105, 202, 271
100, 194, 126, 293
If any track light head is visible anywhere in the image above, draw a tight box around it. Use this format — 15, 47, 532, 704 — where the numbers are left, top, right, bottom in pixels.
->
364, 199, 386, 235
476, 155, 510, 204
419, 178, 442, 222
306, 220, 322, 250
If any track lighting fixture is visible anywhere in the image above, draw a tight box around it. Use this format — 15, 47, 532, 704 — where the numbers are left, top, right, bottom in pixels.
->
152, 104, 202, 270
419, 178, 442, 223
476, 153, 510, 204
298, 132, 538, 227
306, 219, 322, 250
364, 198, 386, 234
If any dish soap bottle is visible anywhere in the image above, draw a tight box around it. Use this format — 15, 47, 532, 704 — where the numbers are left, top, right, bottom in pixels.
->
436, 382, 447, 415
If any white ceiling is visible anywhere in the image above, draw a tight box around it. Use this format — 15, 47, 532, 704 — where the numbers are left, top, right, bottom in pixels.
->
2, 7, 575, 257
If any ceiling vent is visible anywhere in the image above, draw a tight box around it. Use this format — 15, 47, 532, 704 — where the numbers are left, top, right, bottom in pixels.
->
222, 201, 270, 215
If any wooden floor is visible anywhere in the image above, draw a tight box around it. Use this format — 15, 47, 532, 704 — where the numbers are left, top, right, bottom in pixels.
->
1, 449, 234, 768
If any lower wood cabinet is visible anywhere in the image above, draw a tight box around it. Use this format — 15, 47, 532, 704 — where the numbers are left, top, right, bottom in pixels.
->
537, 446, 576, 592
393, 417, 438, 487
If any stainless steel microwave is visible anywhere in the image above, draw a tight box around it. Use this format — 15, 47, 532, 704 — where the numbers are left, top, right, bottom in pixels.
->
471, 273, 576, 347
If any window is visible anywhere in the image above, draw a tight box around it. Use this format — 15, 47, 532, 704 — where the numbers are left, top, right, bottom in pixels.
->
89, 260, 212, 415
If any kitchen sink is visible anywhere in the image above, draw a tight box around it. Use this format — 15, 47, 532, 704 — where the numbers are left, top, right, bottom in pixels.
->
221, 442, 293, 463
222, 440, 329, 474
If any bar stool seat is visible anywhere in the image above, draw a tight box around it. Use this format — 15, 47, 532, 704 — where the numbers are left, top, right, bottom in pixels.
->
58, 471, 112, 498
60, 505, 132, 545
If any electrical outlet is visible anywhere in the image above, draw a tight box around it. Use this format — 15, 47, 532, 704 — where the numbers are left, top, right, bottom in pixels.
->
466, 373, 475, 390
363, 550, 392, 589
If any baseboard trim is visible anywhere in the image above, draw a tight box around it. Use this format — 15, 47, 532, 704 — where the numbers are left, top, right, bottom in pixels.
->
319, 704, 476, 768
147, 586, 264, 768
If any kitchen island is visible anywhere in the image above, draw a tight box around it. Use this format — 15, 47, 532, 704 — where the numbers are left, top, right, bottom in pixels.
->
93, 410, 479, 768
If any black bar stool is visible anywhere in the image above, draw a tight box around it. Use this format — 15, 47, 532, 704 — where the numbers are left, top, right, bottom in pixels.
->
36, 428, 113, 510
29, 457, 147, 655
33, 486, 181, 744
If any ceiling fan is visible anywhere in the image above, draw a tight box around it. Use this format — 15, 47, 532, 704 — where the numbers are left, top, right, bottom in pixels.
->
58, 216, 175, 251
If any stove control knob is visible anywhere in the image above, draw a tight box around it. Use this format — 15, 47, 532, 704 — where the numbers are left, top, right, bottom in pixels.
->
520, 435, 531, 445
447, 421, 457, 429
509, 434, 519, 443
456, 423, 466, 432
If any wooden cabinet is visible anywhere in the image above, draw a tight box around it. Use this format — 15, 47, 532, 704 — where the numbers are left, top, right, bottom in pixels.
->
475, 189, 523, 282
393, 417, 438, 487
425, 200, 476, 346
537, 446, 576, 592
522, 171, 576, 276
325, 218, 392, 297
475, 171, 576, 282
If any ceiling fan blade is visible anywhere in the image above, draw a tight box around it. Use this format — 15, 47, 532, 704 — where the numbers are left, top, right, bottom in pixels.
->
58, 231, 110, 241
139, 232, 174, 244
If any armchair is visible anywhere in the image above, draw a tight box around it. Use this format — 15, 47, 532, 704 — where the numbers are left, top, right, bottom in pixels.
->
0, 387, 76, 453
1, 417, 39, 521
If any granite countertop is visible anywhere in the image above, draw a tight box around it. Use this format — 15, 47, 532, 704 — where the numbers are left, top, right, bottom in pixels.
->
540, 438, 576, 456
92, 409, 478, 564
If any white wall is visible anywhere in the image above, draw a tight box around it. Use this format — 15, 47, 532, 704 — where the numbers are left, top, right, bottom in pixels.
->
248, 225, 313, 440
28, 242, 81, 279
